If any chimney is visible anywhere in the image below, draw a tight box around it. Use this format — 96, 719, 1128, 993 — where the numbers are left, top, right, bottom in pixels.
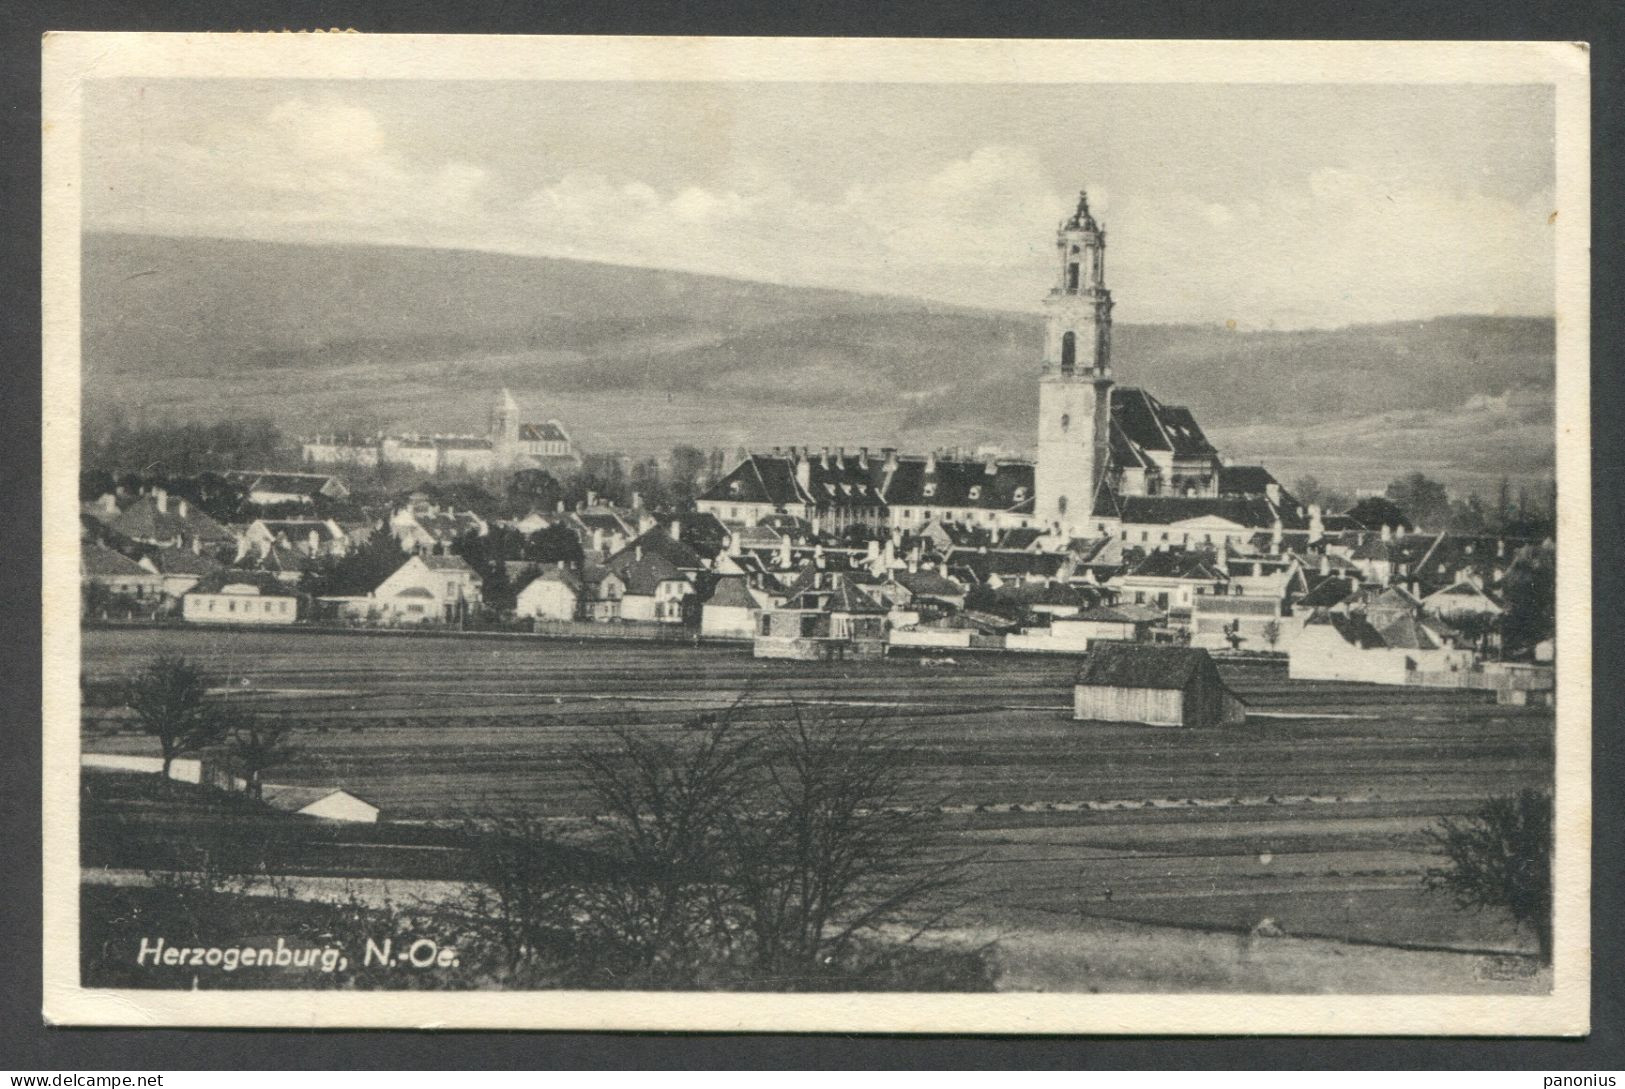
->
635, 544, 643, 562
1395, 524, 1406, 539
587, 490, 597, 507
858, 447, 869, 469
1270, 519, 1283, 553
924, 450, 937, 475
1309, 503, 1323, 539
866, 540, 880, 562
772, 446, 782, 457
883, 447, 899, 473
1381, 524, 1391, 542
1265, 481, 1281, 505
632, 492, 642, 509
178, 499, 189, 518
984, 454, 998, 477
937, 560, 948, 578
98, 493, 117, 514
814, 544, 826, 570
308, 529, 320, 554
727, 531, 741, 556
820, 446, 830, 469
1318, 552, 1329, 577
155, 489, 168, 514
556, 500, 565, 513
670, 519, 683, 542
835, 448, 846, 470
794, 454, 811, 492
778, 535, 792, 569
192, 535, 202, 555
1497, 538, 1506, 558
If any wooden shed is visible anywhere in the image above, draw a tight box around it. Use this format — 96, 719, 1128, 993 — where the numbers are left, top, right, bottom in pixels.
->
1073, 644, 1248, 728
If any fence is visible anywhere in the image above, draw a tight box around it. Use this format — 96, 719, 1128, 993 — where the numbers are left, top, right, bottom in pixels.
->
530, 619, 699, 644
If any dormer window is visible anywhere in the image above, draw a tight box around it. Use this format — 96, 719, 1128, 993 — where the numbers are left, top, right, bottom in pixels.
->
968, 485, 982, 501
923, 483, 937, 498
1013, 486, 1028, 503
728, 480, 741, 495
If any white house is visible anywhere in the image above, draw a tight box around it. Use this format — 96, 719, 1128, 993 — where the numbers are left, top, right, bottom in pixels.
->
372, 554, 483, 624
700, 575, 770, 639
182, 572, 302, 624
618, 551, 693, 623
515, 566, 583, 621
1288, 610, 1471, 685
1421, 578, 1505, 621
138, 546, 226, 599
243, 519, 349, 559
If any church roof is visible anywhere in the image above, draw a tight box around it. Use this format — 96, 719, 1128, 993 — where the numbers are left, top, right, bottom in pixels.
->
700, 452, 1036, 514
1066, 190, 1100, 232
1112, 388, 1218, 461
519, 422, 569, 442
1217, 465, 1280, 496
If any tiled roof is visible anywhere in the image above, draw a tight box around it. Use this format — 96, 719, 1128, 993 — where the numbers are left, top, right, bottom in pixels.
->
1117, 495, 1301, 529
893, 570, 966, 598
1125, 550, 1227, 581
1217, 465, 1280, 496
619, 552, 687, 596
256, 520, 339, 542
1072, 604, 1160, 624
187, 571, 301, 597
1297, 575, 1358, 609
705, 576, 762, 610
144, 548, 226, 577
944, 548, 1069, 581
1112, 387, 1217, 460
519, 422, 569, 442
608, 526, 708, 574
420, 554, 478, 574
228, 471, 339, 496
82, 542, 150, 577
1076, 644, 1235, 694
700, 452, 1036, 514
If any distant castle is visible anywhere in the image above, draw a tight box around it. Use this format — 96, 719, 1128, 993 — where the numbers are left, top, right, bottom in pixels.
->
300, 389, 579, 475
698, 189, 1317, 550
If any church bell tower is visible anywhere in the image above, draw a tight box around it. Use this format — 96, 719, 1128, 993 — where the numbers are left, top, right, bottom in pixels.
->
1034, 189, 1115, 536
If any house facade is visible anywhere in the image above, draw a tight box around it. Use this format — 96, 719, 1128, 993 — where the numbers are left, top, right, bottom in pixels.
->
371, 554, 483, 623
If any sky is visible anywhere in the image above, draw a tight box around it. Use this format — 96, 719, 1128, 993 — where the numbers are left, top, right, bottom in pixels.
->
83, 79, 1556, 328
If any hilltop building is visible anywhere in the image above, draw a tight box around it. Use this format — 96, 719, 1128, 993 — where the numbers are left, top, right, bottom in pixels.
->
301, 389, 578, 475
698, 190, 1311, 547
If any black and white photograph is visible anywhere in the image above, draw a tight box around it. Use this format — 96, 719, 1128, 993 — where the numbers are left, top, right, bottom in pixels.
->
40, 35, 1590, 1033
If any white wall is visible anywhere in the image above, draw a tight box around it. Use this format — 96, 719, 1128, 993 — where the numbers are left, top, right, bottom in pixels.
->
889, 629, 973, 650
701, 604, 758, 639
82, 753, 204, 783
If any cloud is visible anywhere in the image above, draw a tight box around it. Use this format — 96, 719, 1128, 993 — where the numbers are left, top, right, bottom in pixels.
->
88, 94, 1552, 327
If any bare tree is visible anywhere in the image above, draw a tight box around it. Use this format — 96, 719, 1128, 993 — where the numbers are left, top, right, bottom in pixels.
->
722, 707, 969, 980
571, 718, 761, 985
226, 718, 299, 799
123, 655, 233, 780
1260, 620, 1282, 651
1424, 790, 1553, 962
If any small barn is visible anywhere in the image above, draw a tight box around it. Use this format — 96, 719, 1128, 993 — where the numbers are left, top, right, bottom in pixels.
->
261, 785, 381, 823
1073, 644, 1247, 728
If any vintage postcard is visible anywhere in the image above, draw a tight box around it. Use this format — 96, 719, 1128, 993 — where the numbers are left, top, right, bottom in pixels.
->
41, 35, 1590, 1033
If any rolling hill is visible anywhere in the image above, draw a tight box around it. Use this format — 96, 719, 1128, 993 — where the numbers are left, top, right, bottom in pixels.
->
81, 233, 1556, 493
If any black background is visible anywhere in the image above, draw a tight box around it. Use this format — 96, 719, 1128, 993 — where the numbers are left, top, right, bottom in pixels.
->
2, 0, 1620, 1070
